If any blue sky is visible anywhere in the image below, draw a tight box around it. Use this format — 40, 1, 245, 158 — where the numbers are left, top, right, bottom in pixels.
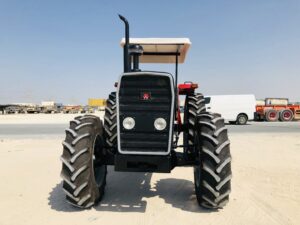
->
0, 0, 299, 104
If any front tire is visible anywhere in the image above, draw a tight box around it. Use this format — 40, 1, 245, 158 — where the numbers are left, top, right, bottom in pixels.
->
183, 93, 206, 157
104, 92, 117, 149
194, 112, 232, 209
60, 115, 107, 208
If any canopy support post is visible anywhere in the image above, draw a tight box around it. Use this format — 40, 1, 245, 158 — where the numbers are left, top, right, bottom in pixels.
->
174, 48, 179, 123
175, 50, 178, 88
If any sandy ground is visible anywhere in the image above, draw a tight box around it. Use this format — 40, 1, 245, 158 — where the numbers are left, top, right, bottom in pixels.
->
0, 115, 300, 225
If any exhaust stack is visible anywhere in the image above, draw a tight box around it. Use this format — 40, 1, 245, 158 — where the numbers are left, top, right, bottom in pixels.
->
119, 15, 143, 72
118, 14, 130, 72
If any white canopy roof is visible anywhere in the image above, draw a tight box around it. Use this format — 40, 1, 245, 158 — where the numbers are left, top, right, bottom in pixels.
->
120, 38, 191, 64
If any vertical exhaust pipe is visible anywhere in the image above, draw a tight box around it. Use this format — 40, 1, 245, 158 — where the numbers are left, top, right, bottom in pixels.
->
118, 14, 130, 72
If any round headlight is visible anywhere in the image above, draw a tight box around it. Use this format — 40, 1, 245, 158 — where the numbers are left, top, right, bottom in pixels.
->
123, 117, 135, 130
154, 118, 167, 130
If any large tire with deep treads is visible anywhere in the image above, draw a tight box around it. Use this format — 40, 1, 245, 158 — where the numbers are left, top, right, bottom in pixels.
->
60, 114, 107, 208
194, 112, 232, 209
183, 93, 206, 157
104, 92, 117, 149
265, 109, 279, 122
279, 109, 293, 122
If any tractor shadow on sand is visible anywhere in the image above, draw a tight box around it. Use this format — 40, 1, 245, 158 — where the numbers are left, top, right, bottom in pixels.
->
48, 166, 215, 213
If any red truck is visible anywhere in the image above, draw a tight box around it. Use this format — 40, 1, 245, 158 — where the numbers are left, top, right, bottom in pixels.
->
255, 98, 300, 121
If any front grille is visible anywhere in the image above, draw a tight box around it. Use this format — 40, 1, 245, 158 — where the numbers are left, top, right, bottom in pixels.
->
118, 72, 174, 154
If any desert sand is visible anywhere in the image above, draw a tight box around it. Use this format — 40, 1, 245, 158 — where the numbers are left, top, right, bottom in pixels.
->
0, 114, 300, 225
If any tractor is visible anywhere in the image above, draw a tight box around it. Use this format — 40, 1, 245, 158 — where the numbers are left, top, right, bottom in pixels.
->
60, 15, 232, 209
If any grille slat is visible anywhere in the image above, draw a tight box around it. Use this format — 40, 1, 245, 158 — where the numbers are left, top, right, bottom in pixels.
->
120, 89, 171, 95
122, 141, 168, 148
121, 132, 169, 140
118, 73, 173, 154
120, 96, 171, 103
120, 105, 170, 112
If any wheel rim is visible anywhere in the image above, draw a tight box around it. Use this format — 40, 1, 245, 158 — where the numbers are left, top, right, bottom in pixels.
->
238, 116, 246, 124
269, 112, 276, 118
93, 134, 106, 187
283, 111, 291, 120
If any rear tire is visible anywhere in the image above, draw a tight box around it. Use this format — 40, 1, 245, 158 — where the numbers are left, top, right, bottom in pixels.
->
183, 93, 206, 157
236, 114, 248, 125
265, 109, 279, 122
60, 115, 107, 208
194, 112, 232, 209
104, 92, 117, 149
279, 109, 293, 122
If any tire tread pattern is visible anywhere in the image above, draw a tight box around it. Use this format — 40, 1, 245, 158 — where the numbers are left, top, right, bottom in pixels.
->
104, 92, 117, 148
184, 93, 206, 155
60, 115, 106, 208
195, 112, 232, 209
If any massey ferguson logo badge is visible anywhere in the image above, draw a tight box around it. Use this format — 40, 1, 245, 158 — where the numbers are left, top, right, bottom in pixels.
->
141, 92, 151, 100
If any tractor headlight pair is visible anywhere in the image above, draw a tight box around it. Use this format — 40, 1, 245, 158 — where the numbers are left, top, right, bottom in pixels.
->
122, 117, 167, 130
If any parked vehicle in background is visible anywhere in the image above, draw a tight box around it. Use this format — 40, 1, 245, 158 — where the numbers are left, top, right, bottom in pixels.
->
205, 94, 256, 125
2, 103, 39, 114
24, 104, 41, 114
41, 101, 62, 113
255, 98, 300, 121
179, 106, 184, 113
63, 105, 81, 114
4, 105, 23, 114
79, 106, 95, 114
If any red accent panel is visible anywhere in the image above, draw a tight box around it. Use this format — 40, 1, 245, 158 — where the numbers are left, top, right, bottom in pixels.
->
178, 83, 198, 95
